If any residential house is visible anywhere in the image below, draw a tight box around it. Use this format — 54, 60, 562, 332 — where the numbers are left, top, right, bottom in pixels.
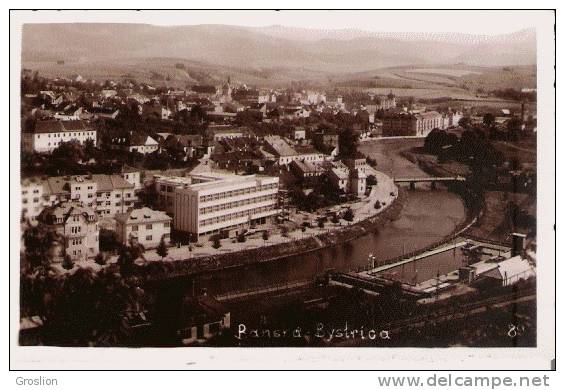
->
112, 133, 159, 155
37, 201, 99, 261
114, 207, 171, 249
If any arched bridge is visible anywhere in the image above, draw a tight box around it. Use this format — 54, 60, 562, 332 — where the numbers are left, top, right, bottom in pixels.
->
393, 176, 466, 189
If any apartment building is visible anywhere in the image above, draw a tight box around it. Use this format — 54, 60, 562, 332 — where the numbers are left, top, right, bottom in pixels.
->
38, 201, 99, 261
21, 178, 45, 222
382, 110, 462, 137
120, 165, 143, 192
382, 111, 444, 137
21, 174, 137, 222
157, 173, 280, 240
114, 207, 171, 249
22, 119, 97, 153
91, 174, 137, 216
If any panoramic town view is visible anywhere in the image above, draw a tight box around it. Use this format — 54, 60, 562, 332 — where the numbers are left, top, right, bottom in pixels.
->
18, 22, 537, 348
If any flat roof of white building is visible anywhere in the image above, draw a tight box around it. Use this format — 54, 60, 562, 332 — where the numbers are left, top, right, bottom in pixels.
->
156, 172, 279, 193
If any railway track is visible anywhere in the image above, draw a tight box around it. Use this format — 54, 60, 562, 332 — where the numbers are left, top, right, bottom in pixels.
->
385, 289, 536, 333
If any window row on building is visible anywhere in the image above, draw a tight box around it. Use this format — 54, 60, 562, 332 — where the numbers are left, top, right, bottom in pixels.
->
199, 194, 277, 215
199, 204, 276, 227
198, 183, 278, 203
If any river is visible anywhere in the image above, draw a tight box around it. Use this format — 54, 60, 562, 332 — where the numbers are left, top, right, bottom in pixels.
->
188, 138, 467, 296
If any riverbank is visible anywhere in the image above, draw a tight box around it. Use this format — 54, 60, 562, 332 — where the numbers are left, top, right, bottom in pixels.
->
58, 169, 404, 280
138, 185, 407, 282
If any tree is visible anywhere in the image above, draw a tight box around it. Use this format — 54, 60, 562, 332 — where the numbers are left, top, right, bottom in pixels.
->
22, 223, 63, 269
424, 128, 449, 155
83, 138, 97, 159
262, 230, 269, 241
366, 174, 378, 187
212, 237, 221, 249
38, 267, 146, 346
506, 117, 523, 141
458, 116, 471, 128
156, 237, 168, 259
190, 105, 207, 124
117, 243, 144, 276
366, 157, 378, 167
338, 128, 358, 158
343, 208, 355, 222
99, 229, 120, 252
482, 113, 495, 128
236, 232, 246, 243
94, 253, 106, 266
62, 254, 74, 270
374, 200, 382, 210
51, 140, 85, 164
317, 220, 325, 229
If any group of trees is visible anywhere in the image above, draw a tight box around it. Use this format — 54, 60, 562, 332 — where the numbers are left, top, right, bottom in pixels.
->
20, 223, 150, 346
491, 88, 536, 102
425, 127, 504, 170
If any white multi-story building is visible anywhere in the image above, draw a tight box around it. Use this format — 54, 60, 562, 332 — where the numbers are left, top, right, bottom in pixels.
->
22, 120, 97, 153
37, 201, 99, 261
120, 165, 143, 192
21, 174, 137, 222
114, 207, 171, 249
21, 178, 45, 222
91, 174, 137, 216
153, 173, 280, 240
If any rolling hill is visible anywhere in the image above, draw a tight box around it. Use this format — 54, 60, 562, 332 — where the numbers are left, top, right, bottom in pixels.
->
21, 24, 536, 88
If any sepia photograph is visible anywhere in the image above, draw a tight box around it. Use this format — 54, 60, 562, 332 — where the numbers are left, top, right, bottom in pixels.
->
9, 8, 555, 371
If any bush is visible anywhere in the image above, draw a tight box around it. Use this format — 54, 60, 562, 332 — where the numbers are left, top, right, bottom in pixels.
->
237, 233, 246, 243
262, 230, 269, 241
156, 237, 169, 259
366, 157, 378, 167
212, 238, 221, 249
94, 253, 106, 265
62, 255, 74, 270
343, 208, 355, 222
374, 200, 381, 210
317, 220, 325, 229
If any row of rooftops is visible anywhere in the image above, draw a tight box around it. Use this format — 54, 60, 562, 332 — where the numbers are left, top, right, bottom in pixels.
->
25, 119, 95, 134
22, 173, 134, 195
39, 201, 98, 225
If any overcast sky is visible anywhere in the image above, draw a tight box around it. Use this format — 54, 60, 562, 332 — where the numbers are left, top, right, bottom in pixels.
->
153, 10, 537, 36
15, 10, 541, 36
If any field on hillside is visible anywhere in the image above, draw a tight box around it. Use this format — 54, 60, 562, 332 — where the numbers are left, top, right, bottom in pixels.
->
21, 57, 332, 88
335, 65, 536, 100
406, 68, 481, 76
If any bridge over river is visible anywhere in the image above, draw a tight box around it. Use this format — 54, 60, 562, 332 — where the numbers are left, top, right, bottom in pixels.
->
394, 175, 466, 189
